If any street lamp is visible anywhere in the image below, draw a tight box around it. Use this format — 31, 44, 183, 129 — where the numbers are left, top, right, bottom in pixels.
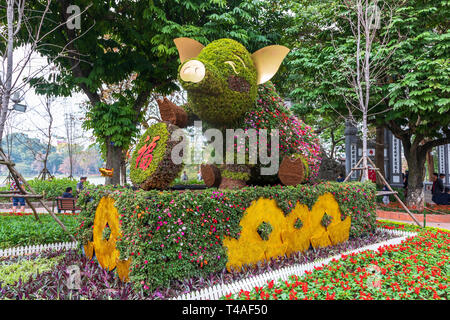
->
10, 90, 27, 113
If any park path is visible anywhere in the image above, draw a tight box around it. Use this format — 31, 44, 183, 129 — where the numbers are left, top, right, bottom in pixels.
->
376, 216, 450, 230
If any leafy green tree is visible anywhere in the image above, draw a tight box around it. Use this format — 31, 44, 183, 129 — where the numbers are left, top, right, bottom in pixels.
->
23, 0, 287, 185
286, 0, 449, 208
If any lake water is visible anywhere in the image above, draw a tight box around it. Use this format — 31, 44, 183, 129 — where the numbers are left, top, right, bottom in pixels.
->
0, 174, 115, 187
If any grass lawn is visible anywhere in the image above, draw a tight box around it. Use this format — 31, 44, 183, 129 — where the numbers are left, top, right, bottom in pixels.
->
0, 214, 78, 249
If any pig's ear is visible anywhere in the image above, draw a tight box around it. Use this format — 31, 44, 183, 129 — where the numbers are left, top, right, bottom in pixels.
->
174, 38, 205, 63
251, 45, 290, 84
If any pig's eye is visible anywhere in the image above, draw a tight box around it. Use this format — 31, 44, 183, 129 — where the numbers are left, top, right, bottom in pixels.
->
224, 61, 239, 74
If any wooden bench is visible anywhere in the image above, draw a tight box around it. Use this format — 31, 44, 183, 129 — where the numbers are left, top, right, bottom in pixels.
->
56, 197, 81, 213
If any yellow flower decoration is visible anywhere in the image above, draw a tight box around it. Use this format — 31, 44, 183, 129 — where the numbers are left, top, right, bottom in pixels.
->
93, 197, 121, 271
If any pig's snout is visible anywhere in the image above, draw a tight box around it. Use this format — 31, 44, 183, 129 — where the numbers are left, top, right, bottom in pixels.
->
180, 60, 205, 83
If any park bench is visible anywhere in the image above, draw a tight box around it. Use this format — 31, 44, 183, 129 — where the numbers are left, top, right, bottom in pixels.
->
55, 197, 81, 213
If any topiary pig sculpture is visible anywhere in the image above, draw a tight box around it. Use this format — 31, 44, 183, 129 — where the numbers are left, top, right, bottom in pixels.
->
159, 37, 320, 189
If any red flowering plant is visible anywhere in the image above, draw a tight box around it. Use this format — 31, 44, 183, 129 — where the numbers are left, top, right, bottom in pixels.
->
241, 82, 321, 183
223, 223, 449, 300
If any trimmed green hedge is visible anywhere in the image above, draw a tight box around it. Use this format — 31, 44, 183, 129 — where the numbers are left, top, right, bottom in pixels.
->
76, 181, 376, 291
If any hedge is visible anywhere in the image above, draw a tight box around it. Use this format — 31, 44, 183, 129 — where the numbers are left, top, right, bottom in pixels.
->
0, 177, 80, 201
75, 181, 376, 291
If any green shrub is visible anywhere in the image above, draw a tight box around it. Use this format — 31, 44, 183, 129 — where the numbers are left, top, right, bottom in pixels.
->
0, 177, 80, 200
171, 178, 204, 186
0, 215, 78, 248
76, 181, 376, 291
0, 255, 63, 285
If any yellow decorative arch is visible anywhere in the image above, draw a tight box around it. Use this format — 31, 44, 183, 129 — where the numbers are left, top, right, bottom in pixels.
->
223, 193, 351, 270
283, 202, 312, 256
223, 199, 288, 271
310, 193, 351, 248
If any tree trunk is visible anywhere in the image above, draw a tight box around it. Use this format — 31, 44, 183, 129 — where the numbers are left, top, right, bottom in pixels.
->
361, 112, 369, 181
120, 149, 127, 185
0, 3, 14, 143
105, 139, 122, 185
404, 146, 427, 211
375, 125, 385, 187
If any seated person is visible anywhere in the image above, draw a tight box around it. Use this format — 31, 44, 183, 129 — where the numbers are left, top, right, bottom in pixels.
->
336, 173, 345, 182
434, 186, 450, 206
62, 187, 74, 198
58, 187, 74, 213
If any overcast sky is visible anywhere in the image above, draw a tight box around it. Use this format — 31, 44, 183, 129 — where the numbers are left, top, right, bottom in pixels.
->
4, 46, 90, 146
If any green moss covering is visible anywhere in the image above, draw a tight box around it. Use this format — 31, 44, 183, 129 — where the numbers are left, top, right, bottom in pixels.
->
221, 169, 251, 181
178, 39, 258, 126
130, 122, 169, 185
130, 122, 184, 190
257, 221, 273, 241
294, 218, 303, 229
291, 153, 310, 181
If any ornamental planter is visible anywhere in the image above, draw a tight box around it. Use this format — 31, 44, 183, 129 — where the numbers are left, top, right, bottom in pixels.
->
129, 122, 184, 190
77, 182, 375, 290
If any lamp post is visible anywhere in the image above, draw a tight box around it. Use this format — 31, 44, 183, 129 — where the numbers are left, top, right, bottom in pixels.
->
10, 91, 27, 113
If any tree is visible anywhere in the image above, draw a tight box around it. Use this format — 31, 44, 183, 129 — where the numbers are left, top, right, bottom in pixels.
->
24, 0, 289, 185
24, 95, 56, 179
286, 0, 449, 209
0, 0, 88, 142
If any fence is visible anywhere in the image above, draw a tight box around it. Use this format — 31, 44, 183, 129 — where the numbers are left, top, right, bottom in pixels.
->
0, 241, 78, 258
173, 228, 417, 300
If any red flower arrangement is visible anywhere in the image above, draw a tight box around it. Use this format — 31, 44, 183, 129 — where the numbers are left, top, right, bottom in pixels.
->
223, 223, 449, 300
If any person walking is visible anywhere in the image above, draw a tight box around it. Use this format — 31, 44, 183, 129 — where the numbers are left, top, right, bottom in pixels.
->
10, 179, 25, 214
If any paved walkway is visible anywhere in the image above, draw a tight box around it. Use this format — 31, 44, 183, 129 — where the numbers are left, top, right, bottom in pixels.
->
376, 217, 450, 230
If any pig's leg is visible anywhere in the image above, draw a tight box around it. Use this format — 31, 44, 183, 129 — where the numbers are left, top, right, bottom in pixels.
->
157, 97, 189, 128
218, 164, 251, 190
201, 164, 221, 188
278, 155, 307, 186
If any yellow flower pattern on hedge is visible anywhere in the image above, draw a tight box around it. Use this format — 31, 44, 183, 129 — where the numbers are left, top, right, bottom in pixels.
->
93, 197, 121, 270
223, 193, 351, 270
223, 199, 287, 270
89, 197, 131, 280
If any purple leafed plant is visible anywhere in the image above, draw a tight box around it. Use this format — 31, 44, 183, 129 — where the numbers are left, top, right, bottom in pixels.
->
0, 249, 143, 300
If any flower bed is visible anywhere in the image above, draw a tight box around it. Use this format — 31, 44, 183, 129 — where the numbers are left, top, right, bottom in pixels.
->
75, 182, 376, 293
0, 229, 397, 300
222, 222, 449, 300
